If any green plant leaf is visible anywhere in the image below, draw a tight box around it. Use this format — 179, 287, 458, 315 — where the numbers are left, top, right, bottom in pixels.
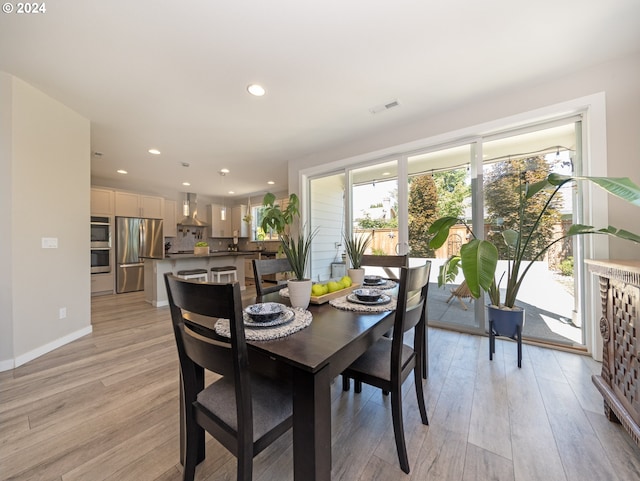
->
460, 239, 498, 298
501, 229, 519, 249
548, 174, 640, 207
525, 179, 551, 199
428, 216, 459, 249
437, 256, 461, 287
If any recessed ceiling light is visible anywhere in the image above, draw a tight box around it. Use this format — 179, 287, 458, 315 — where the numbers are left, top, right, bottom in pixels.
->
182, 182, 191, 186
267, 180, 275, 185
148, 149, 161, 155
382, 172, 390, 176
219, 168, 230, 176
247, 84, 266, 96
117, 169, 128, 174
228, 191, 235, 194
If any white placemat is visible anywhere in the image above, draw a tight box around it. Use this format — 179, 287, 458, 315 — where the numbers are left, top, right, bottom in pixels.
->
214, 308, 312, 341
329, 295, 397, 312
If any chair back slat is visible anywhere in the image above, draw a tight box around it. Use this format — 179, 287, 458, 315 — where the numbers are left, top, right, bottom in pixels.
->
164, 273, 248, 382
252, 258, 292, 296
391, 261, 431, 365
360, 254, 408, 280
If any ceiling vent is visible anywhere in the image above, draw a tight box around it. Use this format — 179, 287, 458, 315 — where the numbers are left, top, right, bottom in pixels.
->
369, 99, 400, 114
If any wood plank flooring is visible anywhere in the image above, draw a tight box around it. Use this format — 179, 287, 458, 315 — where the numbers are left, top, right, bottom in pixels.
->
1, 291, 639, 481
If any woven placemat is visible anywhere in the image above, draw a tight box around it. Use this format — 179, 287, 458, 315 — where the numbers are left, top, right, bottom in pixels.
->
214, 308, 312, 341
329, 295, 397, 313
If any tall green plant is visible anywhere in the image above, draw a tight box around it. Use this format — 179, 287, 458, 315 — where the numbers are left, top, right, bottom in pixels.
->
281, 228, 318, 280
260, 192, 316, 280
429, 174, 640, 308
343, 232, 371, 269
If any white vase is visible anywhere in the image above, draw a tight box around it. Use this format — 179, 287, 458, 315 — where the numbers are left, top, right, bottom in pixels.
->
288, 279, 312, 309
347, 268, 365, 286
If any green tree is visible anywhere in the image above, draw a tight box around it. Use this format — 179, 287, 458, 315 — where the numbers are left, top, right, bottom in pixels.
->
484, 156, 562, 259
408, 174, 438, 257
433, 168, 470, 219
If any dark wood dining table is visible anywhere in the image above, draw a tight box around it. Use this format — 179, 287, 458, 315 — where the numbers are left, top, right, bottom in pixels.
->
184, 290, 396, 481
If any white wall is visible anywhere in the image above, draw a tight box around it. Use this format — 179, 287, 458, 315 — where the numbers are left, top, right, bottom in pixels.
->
290, 51, 640, 260
0, 74, 91, 369
0, 73, 14, 369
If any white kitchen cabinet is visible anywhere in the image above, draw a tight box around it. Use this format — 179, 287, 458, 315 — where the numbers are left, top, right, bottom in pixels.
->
115, 191, 164, 218
209, 203, 232, 237
164, 200, 177, 237
231, 204, 249, 238
91, 188, 114, 215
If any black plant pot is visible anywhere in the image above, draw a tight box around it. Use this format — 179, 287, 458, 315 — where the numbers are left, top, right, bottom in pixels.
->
488, 305, 525, 367
487, 305, 525, 340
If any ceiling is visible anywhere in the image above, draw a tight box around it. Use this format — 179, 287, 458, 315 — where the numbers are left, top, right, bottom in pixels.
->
1, 1, 639, 199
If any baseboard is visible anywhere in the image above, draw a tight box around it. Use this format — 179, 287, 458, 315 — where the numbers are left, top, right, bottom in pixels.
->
0, 359, 14, 372
10, 326, 93, 370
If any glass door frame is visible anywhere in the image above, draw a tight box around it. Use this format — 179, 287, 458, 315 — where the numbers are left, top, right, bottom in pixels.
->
299, 93, 608, 356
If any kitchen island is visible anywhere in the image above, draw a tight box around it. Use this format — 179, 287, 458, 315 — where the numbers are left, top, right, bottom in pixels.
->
144, 251, 256, 307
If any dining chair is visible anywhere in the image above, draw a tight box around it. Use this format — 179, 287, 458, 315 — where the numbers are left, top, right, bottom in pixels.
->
164, 274, 293, 481
360, 254, 408, 281
341, 261, 431, 474
252, 257, 292, 297
360, 253, 429, 379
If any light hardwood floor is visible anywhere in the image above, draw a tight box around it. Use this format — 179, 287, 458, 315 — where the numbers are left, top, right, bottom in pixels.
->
1, 291, 640, 481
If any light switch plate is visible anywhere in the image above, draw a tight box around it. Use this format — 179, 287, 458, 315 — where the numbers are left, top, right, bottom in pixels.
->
42, 237, 58, 248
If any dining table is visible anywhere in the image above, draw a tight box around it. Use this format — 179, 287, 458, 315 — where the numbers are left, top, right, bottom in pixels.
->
183, 288, 397, 481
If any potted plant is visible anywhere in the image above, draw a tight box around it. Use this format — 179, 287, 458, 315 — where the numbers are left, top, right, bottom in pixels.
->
261, 192, 317, 308
343, 232, 372, 285
428, 173, 640, 338
194, 241, 209, 256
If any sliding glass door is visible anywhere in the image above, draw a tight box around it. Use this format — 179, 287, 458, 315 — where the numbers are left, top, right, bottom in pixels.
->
307, 117, 586, 347
407, 145, 477, 329
482, 121, 582, 346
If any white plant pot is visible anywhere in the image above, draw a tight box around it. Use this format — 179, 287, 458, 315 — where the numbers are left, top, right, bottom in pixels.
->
288, 279, 312, 309
347, 268, 365, 286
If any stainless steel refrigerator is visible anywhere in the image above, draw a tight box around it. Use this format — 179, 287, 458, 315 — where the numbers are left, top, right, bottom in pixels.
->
116, 217, 164, 293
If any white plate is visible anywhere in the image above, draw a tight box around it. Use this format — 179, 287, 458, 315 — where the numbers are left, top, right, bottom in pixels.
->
243, 308, 295, 328
346, 293, 392, 306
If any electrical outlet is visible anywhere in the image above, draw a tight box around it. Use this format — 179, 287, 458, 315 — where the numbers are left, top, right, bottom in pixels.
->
59, 307, 67, 319
334, 242, 342, 249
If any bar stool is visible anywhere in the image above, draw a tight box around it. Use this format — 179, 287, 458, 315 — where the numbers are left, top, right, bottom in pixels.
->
176, 269, 208, 283
210, 265, 238, 283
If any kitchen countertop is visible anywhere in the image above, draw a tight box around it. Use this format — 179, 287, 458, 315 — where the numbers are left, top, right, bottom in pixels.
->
162, 251, 264, 259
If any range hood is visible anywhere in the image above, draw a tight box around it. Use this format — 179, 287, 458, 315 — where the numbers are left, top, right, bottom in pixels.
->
178, 193, 209, 227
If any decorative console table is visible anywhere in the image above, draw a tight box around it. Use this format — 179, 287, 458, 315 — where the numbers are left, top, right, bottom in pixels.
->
586, 259, 640, 446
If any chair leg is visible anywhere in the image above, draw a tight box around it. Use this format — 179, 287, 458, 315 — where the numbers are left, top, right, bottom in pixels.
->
342, 374, 350, 391
236, 444, 253, 481
390, 386, 410, 474
413, 365, 429, 426
354, 379, 362, 393
182, 414, 201, 481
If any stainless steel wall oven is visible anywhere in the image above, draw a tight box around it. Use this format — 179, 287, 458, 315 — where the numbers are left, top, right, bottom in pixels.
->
91, 248, 111, 274
91, 216, 112, 273
91, 216, 111, 248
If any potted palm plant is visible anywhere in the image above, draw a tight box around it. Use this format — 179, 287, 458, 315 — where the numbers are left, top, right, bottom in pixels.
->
428, 173, 640, 338
343, 232, 372, 285
261, 192, 317, 308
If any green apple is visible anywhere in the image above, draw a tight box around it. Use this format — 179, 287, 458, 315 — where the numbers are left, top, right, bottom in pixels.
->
340, 276, 352, 287
326, 281, 340, 293
311, 284, 325, 296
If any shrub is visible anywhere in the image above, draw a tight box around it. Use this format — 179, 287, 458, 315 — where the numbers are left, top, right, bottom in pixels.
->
559, 256, 574, 276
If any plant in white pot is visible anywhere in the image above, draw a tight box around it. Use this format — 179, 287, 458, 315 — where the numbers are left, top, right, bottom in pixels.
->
428, 173, 640, 341
343, 232, 372, 286
261, 192, 317, 309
